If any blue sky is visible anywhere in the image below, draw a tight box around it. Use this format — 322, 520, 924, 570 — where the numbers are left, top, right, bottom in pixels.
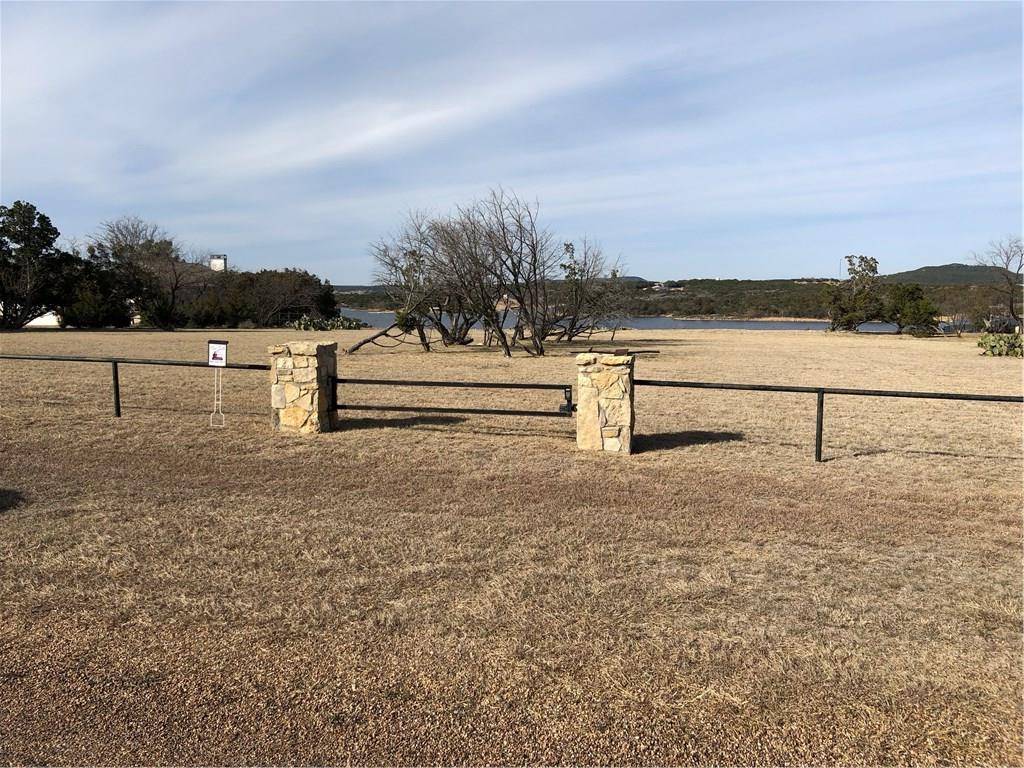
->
2, 1, 1020, 283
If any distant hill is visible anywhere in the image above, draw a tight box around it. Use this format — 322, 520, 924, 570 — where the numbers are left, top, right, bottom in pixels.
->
334, 266, 1017, 292
881, 263, 1017, 286
331, 265, 1017, 318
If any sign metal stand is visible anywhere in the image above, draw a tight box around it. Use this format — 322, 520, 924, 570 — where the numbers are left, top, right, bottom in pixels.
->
207, 340, 228, 427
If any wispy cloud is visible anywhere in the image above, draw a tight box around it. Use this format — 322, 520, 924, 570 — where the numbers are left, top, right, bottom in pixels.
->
2, 1, 1020, 281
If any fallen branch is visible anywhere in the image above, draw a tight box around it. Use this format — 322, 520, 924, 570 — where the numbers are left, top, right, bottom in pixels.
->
346, 324, 401, 354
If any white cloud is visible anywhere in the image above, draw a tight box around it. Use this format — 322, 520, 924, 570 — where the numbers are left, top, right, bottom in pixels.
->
1, 1, 1019, 280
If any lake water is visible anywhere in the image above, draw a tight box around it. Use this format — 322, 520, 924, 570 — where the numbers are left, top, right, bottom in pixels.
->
338, 307, 902, 333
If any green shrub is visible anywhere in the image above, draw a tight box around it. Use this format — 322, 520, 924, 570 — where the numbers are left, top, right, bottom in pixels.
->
291, 313, 369, 331
977, 333, 1023, 357
886, 283, 938, 335
393, 308, 418, 333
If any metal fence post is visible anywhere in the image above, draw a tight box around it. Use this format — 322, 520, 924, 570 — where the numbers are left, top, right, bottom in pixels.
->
814, 389, 824, 462
111, 362, 121, 417
560, 385, 574, 416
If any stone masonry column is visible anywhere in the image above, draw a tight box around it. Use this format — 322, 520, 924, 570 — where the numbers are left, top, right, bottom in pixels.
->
575, 353, 635, 453
268, 341, 338, 434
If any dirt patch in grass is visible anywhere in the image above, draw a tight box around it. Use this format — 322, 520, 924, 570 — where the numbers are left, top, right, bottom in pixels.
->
1, 329, 1021, 764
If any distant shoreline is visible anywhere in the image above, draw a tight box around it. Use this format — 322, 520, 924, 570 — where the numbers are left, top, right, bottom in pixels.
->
666, 314, 826, 323
340, 307, 829, 324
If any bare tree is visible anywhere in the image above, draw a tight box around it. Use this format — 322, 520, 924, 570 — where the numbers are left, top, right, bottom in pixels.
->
138, 245, 209, 328
429, 206, 512, 355
549, 238, 624, 342
478, 189, 561, 355
354, 208, 512, 356
402, 212, 479, 347
247, 269, 331, 327
94, 215, 163, 253
945, 308, 969, 337
370, 232, 435, 351
351, 188, 622, 357
89, 216, 208, 329
973, 236, 1023, 325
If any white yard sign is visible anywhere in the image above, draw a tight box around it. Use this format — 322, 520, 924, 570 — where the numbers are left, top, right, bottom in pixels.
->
207, 340, 228, 367
207, 340, 228, 427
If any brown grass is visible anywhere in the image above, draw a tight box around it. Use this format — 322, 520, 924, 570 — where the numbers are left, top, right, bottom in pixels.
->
0, 328, 1021, 765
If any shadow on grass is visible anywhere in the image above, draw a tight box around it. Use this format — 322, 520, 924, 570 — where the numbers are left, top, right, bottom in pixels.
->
126, 404, 269, 416
558, 337, 698, 351
0, 489, 25, 513
635, 430, 744, 453
824, 447, 1022, 463
338, 414, 466, 431
18, 400, 271, 417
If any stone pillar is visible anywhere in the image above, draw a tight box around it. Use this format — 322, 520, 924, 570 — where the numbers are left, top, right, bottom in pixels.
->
575, 353, 635, 453
268, 341, 338, 434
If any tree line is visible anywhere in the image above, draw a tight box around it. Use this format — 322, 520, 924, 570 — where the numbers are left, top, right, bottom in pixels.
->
826, 244, 1021, 335
5, 196, 1017, 340
342, 235, 1021, 333
352, 189, 627, 356
0, 201, 337, 330
341, 266, 1018, 334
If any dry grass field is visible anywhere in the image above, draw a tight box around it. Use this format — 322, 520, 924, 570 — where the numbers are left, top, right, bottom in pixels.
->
1, 328, 1021, 765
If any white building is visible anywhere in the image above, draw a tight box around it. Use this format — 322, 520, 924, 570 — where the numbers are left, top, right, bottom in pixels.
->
26, 311, 60, 327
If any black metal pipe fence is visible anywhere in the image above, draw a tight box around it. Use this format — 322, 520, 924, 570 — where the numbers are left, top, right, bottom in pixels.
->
0, 355, 575, 419
0, 353, 270, 370
1, 354, 1020, 462
633, 378, 1023, 461
331, 376, 574, 418
0, 354, 270, 416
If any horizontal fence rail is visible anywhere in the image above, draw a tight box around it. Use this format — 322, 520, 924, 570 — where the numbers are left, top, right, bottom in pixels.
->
634, 378, 1023, 461
0, 353, 270, 370
336, 377, 567, 391
0, 353, 270, 417
332, 376, 574, 418
4, 354, 1020, 460
335, 404, 572, 419
634, 378, 1024, 403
